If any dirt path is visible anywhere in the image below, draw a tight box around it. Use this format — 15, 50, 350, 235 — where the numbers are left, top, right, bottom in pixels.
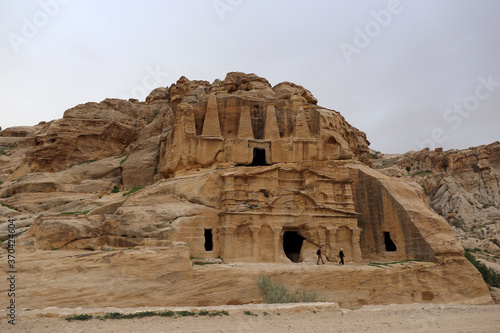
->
2, 303, 499, 333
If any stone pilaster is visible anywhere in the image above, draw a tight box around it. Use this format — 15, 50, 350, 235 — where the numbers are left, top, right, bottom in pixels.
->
220, 226, 236, 261
250, 226, 261, 261
351, 227, 363, 261
272, 227, 282, 261
327, 227, 338, 258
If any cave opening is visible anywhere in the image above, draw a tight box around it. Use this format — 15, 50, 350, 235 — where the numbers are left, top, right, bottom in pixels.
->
251, 148, 267, 166
383, 231, 397, 251
204, 229, 213, 251
283, 231, 304, 262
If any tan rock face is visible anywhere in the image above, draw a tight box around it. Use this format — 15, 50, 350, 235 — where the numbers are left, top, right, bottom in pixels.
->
373, 142, 500, 253
0, 125, 44, 180
158, 72, 371, 178
23, 99, 157, 173
7, 249, 491, 310
0, 72, 492, 309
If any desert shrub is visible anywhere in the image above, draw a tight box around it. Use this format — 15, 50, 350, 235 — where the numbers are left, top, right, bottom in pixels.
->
450, 218, 466, 230
131, 311, 157, 318
120, 155, 129, 165
60, 211, 90, 215
256, 275, 292, 303
111, 186, 120, 193
65, 314, 93, 321
67, 309, 226, 321
176, 310, 196, 317
478, 200, 494, 209
297, 288, 320, 302
158, 311, 175, 317
256, 275, 319, 303
467, 248, 482, 253
102, 311, 159, 319
212, 310, 229, 316
148, 108, 161, 124
102, 312, 123, 319
244, 310, 258, 316
0, 147, 13, 156
465, 250, 500, 288
1, 203, 19, 211
122, 187, 143, 196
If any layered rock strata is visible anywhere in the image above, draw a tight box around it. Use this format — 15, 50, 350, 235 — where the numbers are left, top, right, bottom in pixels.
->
373, 142, 500, 253
0, 72, 492, 308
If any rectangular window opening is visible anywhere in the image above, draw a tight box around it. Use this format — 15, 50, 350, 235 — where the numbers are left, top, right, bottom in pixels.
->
204, 229, 213, 251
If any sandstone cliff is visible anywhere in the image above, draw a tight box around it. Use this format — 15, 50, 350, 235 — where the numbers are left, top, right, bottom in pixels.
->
0, 72, 492, 309
372, 142, 500, 254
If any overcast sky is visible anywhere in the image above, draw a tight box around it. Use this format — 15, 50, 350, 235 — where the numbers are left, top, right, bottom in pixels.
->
1, 0, 499, 153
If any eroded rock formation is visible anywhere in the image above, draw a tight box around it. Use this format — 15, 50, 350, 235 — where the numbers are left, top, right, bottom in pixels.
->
157, 72, 371, 178
373, 142, 500, 253
0, 72, 492, 308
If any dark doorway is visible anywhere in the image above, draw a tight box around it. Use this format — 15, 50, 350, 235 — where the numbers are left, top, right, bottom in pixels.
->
204, 229, 213, 251
383, 231, 397, 251
283, 231, 304, 262
251, 148, 267, 166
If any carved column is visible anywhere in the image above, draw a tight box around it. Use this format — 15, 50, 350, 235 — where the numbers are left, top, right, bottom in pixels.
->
327, 227, 338, 259
250, 226, 261, 262
220, 226, 236, 262
271, 227, 282, 262
350, 227, 363, 261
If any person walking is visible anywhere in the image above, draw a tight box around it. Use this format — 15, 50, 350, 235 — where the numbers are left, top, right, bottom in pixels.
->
316, 245, 325, 265
338, 248, 345, 265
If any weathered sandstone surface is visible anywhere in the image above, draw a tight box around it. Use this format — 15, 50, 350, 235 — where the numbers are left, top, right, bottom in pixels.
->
0, 72, 493, 310
373, 142, 500, 254
0, 248, 490, 311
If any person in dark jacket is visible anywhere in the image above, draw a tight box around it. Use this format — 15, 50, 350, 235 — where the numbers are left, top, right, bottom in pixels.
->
339, 248, 345, 265
316, 245, 325, 265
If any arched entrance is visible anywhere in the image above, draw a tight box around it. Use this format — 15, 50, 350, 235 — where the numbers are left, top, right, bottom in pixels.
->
283, 231, 304, 262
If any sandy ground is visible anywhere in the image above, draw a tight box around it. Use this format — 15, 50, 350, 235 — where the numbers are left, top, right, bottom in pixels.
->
2, 303, 500, 333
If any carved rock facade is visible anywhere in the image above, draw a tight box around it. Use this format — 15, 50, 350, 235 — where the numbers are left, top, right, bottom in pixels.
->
0, 72, 492, 307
